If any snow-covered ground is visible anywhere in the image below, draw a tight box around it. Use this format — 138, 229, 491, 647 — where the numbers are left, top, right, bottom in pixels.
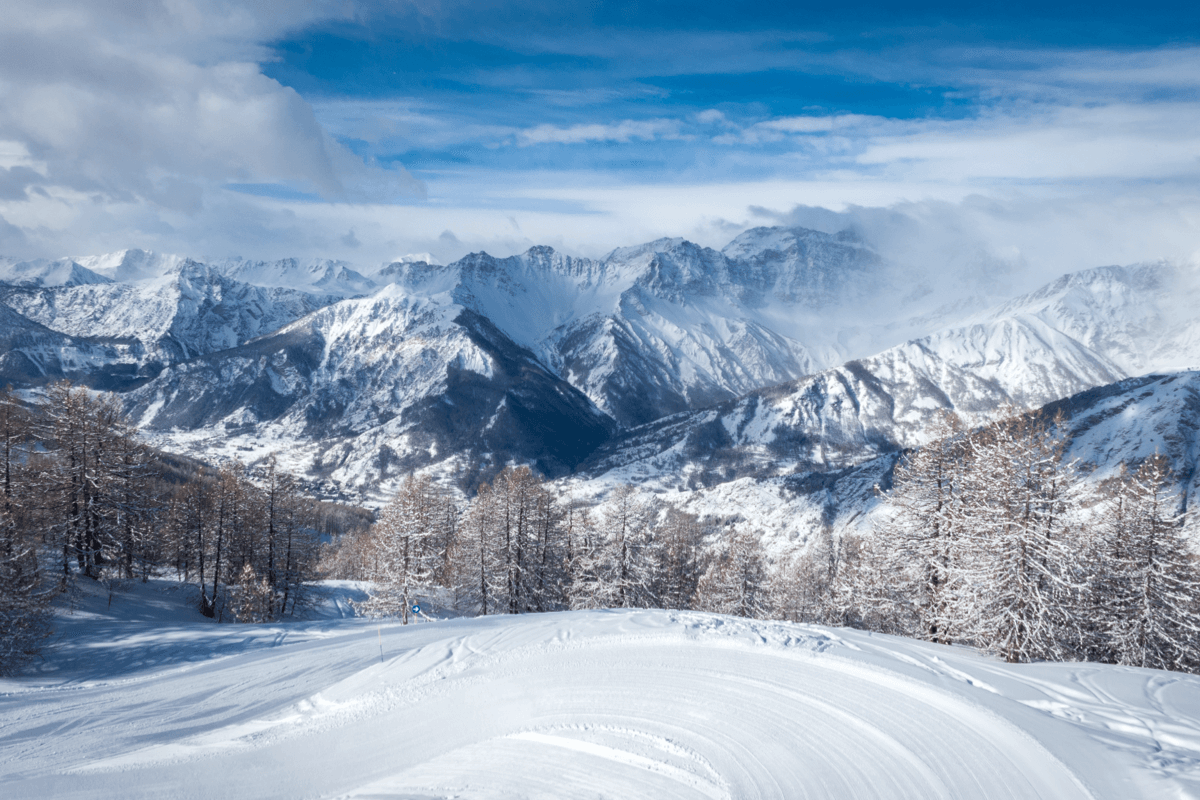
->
3, 580, 1200, 798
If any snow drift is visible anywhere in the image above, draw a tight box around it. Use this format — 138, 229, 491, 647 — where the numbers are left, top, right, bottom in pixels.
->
2, 580, 1198, 798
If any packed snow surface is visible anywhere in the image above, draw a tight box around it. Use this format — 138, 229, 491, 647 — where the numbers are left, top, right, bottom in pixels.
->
3, 581, 1200, 798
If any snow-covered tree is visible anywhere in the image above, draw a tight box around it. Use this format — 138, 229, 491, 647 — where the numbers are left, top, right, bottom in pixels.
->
0, 478, 49, 674
695, 527, 771, 619
653, 507, 705, 610
771, 527, 833, 625
1101, 455, 1200, 670
452, 479, 505, 615
954, 411, 1086, 663
252, 460, 318, 618
526, 484, 568, 612
873, 411, 967, 642
354, 475, 442, 623
875, 408, 1093, 662
229, 564, 274, 624
571, 485, 659, 609
492, 466, 542, 614
34, 382, 148, 585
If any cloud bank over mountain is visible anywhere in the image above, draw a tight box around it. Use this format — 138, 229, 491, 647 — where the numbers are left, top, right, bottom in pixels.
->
0, 1, 1196, 277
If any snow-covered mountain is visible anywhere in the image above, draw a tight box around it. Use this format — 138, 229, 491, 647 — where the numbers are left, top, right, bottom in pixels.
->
382, 229, 888, 428
125, 285, 614, 487
2, 230, 1197, 508
0, 256, 111, 287
112, 228, 912, 495
2, 260, 340, 369
0, 302, 151, 390
576, 261, 1200, 490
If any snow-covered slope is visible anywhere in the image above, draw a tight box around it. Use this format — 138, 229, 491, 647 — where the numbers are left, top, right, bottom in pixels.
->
970, 260, 1200, 377
0, 303, 149, 389
1048, 371, 1200, 497
2, 260, 339, 366
2, 579, 1196, 798
577, 323, 1121, 491
0, 257, 111, 287
212, 256, 377, 297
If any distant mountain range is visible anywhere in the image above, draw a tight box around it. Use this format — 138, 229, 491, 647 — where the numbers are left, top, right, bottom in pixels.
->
1, 230, 1197, 528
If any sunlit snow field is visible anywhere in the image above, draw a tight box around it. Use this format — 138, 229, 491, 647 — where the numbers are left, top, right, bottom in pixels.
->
3, 580, 1200, 798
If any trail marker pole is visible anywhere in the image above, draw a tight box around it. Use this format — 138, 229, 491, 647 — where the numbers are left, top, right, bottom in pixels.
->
378, 625, 383, 662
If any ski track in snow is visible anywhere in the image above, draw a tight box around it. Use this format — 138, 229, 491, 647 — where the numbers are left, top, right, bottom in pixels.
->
2, 582, 1199, 798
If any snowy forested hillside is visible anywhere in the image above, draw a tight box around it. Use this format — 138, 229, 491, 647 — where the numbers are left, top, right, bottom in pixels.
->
2, 580, 1199, 799
609, 370, 1200, 554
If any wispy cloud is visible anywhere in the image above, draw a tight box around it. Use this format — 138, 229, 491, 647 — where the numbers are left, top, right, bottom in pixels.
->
517, 119, 685, 146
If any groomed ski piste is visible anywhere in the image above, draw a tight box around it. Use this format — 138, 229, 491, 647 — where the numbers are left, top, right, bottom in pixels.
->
3, 580, 1200, 799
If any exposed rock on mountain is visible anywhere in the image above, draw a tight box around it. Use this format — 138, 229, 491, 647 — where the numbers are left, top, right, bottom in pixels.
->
0, 303, 150, 390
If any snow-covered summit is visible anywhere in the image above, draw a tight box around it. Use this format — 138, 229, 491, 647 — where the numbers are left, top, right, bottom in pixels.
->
212, 256, 377, 297
2, 259, 339, 367
0, 256, 111, 287
74, 248, 186, 282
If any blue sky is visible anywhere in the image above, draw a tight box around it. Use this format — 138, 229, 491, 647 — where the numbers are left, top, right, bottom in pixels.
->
258, 1, 1198, 189
0, 0, 1198, 275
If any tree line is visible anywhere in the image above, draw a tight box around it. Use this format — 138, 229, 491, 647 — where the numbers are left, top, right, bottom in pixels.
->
6, 382, 1197, 678
325, 464, 814, 635
331, 407, 1200, 674
783, 410, 1200, 672
322, 466, 774, 624
0, 382, 336, 674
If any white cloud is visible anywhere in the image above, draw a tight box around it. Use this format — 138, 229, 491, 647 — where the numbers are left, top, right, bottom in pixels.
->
714, 114, 890, 145
517, 119, 684, 146
854, 104, 1200, 182
0, 0, 419, 215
